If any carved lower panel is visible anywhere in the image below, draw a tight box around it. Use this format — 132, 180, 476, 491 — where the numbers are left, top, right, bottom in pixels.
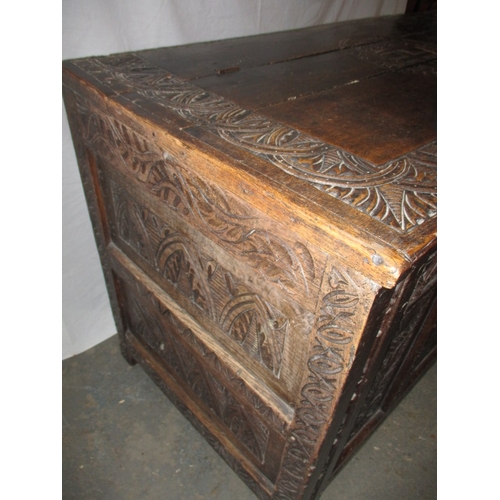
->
118, 259, 292, 430
118, 271, 292, 480
107, 180, 309, 382
124, 332, 273, 500
129, 296, 270, 463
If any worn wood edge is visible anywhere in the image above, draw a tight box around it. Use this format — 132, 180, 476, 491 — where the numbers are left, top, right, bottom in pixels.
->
175, 117, 437, 268
62, 84, 133, 362
109, 242, 295, 427
127, 103, 413, 288
164, 128, 427, 279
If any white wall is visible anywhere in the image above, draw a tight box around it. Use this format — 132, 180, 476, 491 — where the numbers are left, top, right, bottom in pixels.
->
62, 0, 407, 359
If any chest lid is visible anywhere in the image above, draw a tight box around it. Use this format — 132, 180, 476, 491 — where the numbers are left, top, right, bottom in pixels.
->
63, 11, 436, 288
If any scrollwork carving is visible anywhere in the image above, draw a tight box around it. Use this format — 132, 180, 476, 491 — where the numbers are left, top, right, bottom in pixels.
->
275, 263, 367, 499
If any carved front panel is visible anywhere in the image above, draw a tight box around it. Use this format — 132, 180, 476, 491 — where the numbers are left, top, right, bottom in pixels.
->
73, 95, 327, 397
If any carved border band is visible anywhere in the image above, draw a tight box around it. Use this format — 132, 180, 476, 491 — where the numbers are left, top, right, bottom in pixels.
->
274, 263, 372, 499
74, 54, 436, 233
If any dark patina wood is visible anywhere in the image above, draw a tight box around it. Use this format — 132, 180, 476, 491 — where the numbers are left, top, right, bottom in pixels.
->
63, 10, 436, 500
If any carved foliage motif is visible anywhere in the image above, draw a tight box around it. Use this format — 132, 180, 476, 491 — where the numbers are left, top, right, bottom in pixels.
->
76, 97, 316, 298
110, 182, 291, 378
147, 158, 316, 295
75, 55, 437, 233
220, 278, 289, 378
111, 183, 213, 316
126, 290, 271, 463
275, 264, 366, 499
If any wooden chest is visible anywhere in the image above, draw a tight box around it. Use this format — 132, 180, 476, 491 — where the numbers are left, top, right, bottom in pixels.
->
63, 11, 436, 500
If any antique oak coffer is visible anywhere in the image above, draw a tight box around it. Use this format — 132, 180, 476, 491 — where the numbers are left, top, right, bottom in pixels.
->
63, 11, 436, 500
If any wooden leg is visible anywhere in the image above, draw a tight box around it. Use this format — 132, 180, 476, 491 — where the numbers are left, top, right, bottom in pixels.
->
118, 331, 137, 366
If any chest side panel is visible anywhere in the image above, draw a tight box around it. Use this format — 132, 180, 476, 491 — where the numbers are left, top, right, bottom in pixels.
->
73, 94, 327, 400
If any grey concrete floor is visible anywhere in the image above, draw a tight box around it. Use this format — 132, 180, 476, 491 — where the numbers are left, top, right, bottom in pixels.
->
62, 335, 436, 500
